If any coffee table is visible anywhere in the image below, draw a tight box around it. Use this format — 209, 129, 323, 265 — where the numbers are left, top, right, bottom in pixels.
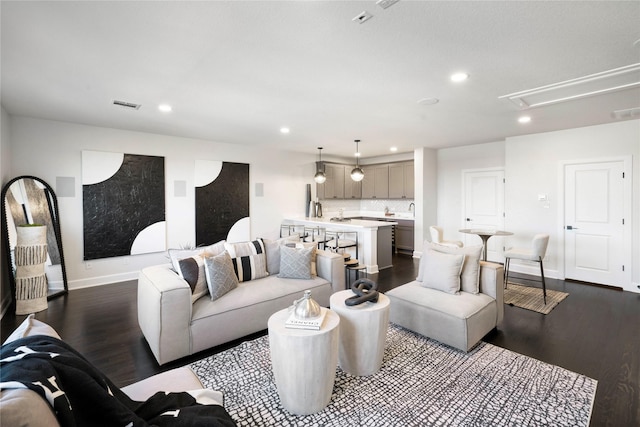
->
267, 307, 340, 415
329, 290, 390, 376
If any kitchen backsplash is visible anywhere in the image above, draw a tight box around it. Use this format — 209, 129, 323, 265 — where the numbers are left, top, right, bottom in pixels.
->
320, 199, 415, 215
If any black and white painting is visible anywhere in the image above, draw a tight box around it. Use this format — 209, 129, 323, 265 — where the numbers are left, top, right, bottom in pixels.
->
82, 151, 166, 260
195, 160, 249, 246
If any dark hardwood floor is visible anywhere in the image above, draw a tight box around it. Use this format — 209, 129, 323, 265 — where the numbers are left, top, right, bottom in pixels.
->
2, 254, 638, 426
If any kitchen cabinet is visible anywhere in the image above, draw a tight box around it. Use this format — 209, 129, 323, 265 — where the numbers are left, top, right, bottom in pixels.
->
361, 164, 389, 199
317, 163, 345, 199
395, 219, 414, 254
343, 166, 362, 199
389, 162, 414, 199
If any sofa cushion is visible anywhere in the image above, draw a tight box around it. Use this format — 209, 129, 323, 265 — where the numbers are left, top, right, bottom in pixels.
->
428, 242, 483, 294
204, 251, 239, 301
3, 313, 61, 345
388, 280, 495, 319
278, 245, 313, 279
419, 249, 464, 294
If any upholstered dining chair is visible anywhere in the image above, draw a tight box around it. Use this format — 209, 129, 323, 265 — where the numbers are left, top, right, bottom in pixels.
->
504, 234, 550, 304
429, 226, 464, 248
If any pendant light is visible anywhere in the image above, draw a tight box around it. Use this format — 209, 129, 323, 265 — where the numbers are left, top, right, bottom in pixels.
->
314, 147, 327, 184
350, 139, 364, 182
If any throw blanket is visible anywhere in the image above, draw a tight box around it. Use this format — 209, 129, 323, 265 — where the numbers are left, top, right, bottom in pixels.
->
0, 335, 236, 427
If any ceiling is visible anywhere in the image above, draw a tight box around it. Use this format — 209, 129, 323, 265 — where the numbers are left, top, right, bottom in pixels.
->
2, 1, 639, 159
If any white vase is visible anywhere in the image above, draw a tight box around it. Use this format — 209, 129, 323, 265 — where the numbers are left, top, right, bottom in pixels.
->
15, 225, 48, 315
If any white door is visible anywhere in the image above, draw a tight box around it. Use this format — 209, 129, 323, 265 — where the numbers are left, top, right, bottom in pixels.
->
564, 160, 629, 288
462, 169, 505, 261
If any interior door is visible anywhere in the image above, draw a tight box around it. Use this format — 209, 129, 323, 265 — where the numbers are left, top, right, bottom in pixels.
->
564, 160, 629, 288
462, 169, 505, 261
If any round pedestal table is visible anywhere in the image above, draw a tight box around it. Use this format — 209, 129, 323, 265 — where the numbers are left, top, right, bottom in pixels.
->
268, 307, 340, 415
330, 290, 390, 376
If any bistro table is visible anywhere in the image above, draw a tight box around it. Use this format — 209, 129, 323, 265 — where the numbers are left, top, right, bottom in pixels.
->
458, 229, 513, 261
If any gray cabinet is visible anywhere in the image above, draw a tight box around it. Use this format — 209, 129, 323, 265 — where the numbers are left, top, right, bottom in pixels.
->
361, 164, 389, 199
343, 166, 362, 199
395, 219, 414, 253
389, 162, 414, 199
318, 163, 345, 199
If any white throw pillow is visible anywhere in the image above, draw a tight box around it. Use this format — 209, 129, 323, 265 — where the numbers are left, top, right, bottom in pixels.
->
419, 249, 464, 294
429, 242, 483, 294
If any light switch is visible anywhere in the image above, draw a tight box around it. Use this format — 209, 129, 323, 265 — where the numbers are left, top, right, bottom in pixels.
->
538, 194, 548, 201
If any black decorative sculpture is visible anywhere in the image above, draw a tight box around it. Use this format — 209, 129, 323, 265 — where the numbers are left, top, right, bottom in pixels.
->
345, 278, 380, 306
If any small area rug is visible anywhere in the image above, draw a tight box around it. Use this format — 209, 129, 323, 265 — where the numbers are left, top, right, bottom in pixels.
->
190, 323, 596, 426
505, 282, 569, 314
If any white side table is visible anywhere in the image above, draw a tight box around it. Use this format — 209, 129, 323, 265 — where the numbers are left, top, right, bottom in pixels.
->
330, 290, 390, 376
268, 307, 340, 415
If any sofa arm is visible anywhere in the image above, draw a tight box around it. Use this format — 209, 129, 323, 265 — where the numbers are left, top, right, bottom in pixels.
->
315, 249, 345, 293
137, 264, 193, 365
479, 261, 504, 325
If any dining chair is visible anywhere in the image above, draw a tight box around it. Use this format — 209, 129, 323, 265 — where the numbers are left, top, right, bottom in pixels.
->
504, 234, 550, 304
429, 226, 463, 248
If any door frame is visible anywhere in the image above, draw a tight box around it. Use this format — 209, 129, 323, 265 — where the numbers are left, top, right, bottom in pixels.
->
556, 156, 632, 290
461, 167, 506, 256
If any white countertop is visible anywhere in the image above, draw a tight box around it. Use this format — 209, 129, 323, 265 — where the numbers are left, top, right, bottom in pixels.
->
284, 217, 398, 228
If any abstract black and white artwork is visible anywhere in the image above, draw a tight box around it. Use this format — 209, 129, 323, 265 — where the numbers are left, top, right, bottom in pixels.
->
195, 160, 249, 246
82, 151, 166, 260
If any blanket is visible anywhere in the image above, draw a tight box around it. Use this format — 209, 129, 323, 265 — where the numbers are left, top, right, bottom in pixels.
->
0, 335, 236, 427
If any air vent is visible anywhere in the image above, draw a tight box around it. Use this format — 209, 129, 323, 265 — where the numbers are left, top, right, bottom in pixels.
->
113, 100, 141, 110
353, 11, 373, 24
376, 0, 400, 9
612, 107, 640, 119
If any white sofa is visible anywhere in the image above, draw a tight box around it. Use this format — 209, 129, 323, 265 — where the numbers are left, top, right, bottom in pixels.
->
387, 243, 504, 352
138, 245, 345, 365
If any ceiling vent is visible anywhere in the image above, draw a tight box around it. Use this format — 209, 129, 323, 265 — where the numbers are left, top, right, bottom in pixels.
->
499, 63, 640, 109
353, 11, 373, 24
612, 107, 640, 119
376, 0, 400, 9
113, 100, 141, 110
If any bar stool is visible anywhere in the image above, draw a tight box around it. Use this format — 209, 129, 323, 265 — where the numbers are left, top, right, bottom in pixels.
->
303, 226, 329, 250
325, 230, 358, 260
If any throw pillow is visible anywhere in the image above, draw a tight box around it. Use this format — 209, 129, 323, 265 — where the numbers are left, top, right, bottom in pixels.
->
419, 249, 464, 294
278, 245, 313, 279
224, 238, 266, 258
285, 241, 317, 276
203, 251, 238, 301
176, 255, 209, 303
201, 240, 226, 257
262, 236, 299, 275
231, 253, 269, 282
429, 242, 483, 294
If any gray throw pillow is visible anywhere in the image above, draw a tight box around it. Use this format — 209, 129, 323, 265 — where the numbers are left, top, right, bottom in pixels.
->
204, 251, 239, 301
278, 245, 313, 280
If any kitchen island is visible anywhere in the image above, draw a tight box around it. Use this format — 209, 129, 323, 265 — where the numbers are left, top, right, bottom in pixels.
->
282, 217, 397, 274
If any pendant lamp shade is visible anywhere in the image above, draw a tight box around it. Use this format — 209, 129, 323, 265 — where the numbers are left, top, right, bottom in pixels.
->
350, 140, 365, 182
314, 147, 327, 184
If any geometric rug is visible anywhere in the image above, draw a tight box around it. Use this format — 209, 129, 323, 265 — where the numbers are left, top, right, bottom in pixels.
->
190, 323, 596, 426
505, 282, 569, 315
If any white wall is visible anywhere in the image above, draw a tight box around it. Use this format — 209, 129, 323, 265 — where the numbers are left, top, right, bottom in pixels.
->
504, 120, 640, 291
435, 120, 640, 292
8, 115, 316, 289
414, 147, 438, 255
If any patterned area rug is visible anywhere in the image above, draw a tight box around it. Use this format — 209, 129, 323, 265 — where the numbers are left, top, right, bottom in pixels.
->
191, 323, 596, 426
505, 282, 569, 314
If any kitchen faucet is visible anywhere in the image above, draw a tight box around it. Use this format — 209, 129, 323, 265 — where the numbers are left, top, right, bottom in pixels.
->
408, 202, 415, 216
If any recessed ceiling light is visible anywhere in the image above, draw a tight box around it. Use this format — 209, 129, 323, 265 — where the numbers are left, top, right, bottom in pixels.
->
280, 127, 290, 134
158, 104, 172, 113
518, 116, 531, 123
450, 72, 469, 82
390, 146, 398, 152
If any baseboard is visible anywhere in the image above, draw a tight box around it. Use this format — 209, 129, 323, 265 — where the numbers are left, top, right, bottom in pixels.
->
503, 262, 559, 280
69, 271, 139, 290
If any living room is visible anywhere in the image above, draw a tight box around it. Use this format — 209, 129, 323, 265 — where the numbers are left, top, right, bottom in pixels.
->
1, 1, 639, 426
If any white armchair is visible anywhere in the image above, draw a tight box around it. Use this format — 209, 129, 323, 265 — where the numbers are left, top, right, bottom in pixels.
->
430, 226, 463, 248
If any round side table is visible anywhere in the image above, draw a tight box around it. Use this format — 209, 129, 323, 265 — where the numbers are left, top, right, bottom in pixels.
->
268, 307, 340, 415
329, 290, 390, 376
